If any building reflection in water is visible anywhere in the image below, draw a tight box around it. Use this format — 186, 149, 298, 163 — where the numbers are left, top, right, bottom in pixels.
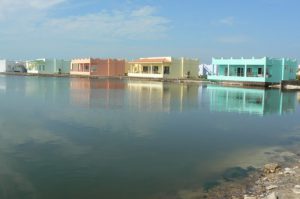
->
126, 81, 199, 112
70, 78, 125, 109
69, 78, 298, 114
0, 76, 7, 93
70, 78, 199, 112
207, 85, 297, 116
127, 81, 168, 112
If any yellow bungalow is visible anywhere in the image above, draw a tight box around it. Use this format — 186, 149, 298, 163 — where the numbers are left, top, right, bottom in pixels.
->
128, 57, 199, 79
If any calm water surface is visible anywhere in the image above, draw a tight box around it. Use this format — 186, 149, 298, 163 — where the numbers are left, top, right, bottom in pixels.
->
0, 75, 300, 199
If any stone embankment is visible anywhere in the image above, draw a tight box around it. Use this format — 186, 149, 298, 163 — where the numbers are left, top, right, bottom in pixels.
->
281, 80, 300, 90
0, 72, 208, 83
243, 162, 300, 199
197, 148, 300, 199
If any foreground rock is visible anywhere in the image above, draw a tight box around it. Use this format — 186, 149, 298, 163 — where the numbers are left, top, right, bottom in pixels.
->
191, 148, 300, 199
263, 163, 280, 174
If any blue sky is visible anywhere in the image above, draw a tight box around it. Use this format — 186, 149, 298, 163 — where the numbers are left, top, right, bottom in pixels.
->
0, 0, 299, 63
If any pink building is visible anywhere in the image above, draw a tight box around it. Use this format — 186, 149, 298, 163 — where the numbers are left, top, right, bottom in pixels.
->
70, 58, 126, 76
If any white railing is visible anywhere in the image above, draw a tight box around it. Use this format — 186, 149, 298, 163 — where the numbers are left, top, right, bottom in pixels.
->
128, 73, 163, 78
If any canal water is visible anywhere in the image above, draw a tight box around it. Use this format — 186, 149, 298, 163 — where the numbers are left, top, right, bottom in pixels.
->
0, 75, 299, 199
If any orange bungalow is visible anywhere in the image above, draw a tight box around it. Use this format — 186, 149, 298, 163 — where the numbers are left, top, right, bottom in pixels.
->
70, 58, 126, 76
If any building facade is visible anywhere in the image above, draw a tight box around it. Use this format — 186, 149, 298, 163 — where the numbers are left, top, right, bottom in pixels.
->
208, 57, 298, 85
127, 57, 199, 79
26, 59, 70, 74
0, 60, 26, 72
70, 58, 126, 76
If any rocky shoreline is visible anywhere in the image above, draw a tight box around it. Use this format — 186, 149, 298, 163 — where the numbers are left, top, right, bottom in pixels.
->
199, 149, 300, 199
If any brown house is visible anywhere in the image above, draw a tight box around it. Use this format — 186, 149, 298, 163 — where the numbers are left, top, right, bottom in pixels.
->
70, 58, 126, 76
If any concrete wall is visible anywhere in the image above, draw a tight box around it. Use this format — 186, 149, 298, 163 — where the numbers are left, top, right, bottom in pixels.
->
90, 58, 125, 76
108, 59, 126, 76
164, 57, 199, 79
90, 59, 108, 76
165, 58, 181, 78
266, 58, 282, 83
54, 59, 70, 74
0, 60, 6, 72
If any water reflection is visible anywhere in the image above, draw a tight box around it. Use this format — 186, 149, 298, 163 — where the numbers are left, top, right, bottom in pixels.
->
69, 78, 199, 112
127, 81, 199, 112
207, 85, 297, 115
70, 78, 126, 109
0, 75, 26, 95
0, 76, 300, 199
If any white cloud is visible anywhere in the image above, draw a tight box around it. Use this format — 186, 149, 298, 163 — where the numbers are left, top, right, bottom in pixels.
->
0, 0, 65, 19
219, 16, 235, 26
28, 0, 65, 9
0, 0, 64, 9
43, 6, 169, 40
131, 5, 156, 17
0, 2, 170, 58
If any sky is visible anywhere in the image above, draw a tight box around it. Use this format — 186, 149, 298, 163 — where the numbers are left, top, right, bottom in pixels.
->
0, 0, 300, 63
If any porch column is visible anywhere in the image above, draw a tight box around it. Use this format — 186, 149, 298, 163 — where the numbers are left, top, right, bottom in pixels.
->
281, 58, 285, 81
264, 63, 267, 78
244, 65, 247, 77
227, 64, 230, 76
150, 64, 153, 74
161, 64, 164, 75
212, 64, 215, 75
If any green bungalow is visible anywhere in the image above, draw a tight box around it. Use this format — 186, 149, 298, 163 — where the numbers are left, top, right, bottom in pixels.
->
26, 58, 70, 74
208, 57, 298, 86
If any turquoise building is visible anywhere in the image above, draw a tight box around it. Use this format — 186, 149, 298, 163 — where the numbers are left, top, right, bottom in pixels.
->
208, 57, 298, 85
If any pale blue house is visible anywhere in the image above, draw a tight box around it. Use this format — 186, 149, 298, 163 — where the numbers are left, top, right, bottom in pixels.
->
208, 57, 298, 86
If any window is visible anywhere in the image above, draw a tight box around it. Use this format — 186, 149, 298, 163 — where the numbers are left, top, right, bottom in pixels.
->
153, 66, 159, 74
85, 65, 89, 71
258, 68, 263, 76
143, 66, 149, 73
247, 68, 252, 77
224, 67, 228, 76
43, 65, 45, 71
237, 67, 244, 77
164, 66, 170, 74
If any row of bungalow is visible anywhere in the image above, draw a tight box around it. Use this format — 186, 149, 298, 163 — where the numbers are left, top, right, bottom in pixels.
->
0, 56, 299, 85
0, 57, 200, 79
